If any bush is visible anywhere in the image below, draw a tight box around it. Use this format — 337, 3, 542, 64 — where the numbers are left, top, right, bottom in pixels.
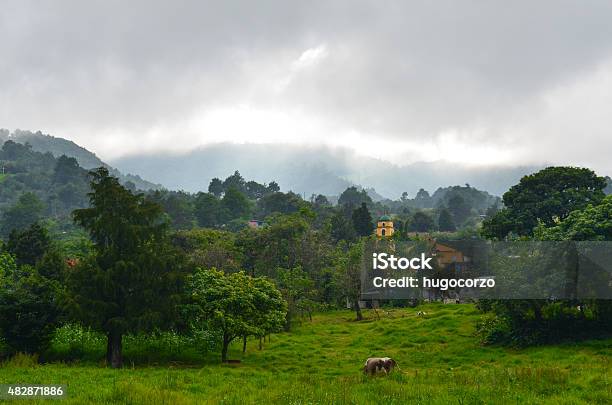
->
476, 314, 511, 345
0, 266, 62, 356
2, 352, 39, 368
477, 300, 612, 346
48, 324, 105, 361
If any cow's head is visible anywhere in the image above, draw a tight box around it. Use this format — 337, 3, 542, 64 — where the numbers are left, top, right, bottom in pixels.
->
383, 358, 396, 371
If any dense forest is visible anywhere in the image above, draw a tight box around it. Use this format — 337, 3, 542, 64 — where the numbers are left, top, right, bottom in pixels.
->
0, 129, 158, 190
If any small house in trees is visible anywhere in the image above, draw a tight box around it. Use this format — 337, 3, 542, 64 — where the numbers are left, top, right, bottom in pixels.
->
247, 219, 265, 229
431, 240, 474, 272
376, 215, 394, 238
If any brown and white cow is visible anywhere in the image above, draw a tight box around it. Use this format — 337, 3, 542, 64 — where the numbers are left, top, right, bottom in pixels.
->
363, 357, 397, 375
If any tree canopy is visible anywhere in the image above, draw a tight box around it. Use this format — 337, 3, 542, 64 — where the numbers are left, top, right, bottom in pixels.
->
482, 167, 606, 239
187, 268, 286, 362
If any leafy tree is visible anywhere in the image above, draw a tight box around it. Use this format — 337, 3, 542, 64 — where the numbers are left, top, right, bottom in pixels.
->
1, 140, 34, 161
56, 183, 87, 210
338, 186, 372, 207
0, 264, 63, 355
239, 213, 309, 278
223, 171, 246, 193
312, 194, 330, 207
482, 167, 606, 239
438, 208, 456, 232
161, 192, 196, 229
432, 185, 499, 214
351, 202, 373, 237
7, 223, 51, 266
334, 241, 364, 321
479, 174, 611, 346
277, 266, 315, 330
408, 211, 435, 232
172, 228, 242, 273
0, 240, 65, 356
257, 192, 303, 217
187, 268, 286, 362
534, 195, 612, 241
67, 168, 186, 368
267, 181, 280, 193
329, 208, 357, 242
208, 177, 224, 197
221, 187, 251, 220
36, 247, 68, 281
1, 192, 45, 237
0, 251, 17, 278
245, 180, 268, 199
414, 188, 432, 208
447, 194, 471, 226
53, 155, 83, 185
194, 192, 222, 228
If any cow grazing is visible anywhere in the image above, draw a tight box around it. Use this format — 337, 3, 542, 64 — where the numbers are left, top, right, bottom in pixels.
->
363, 357, 397, 375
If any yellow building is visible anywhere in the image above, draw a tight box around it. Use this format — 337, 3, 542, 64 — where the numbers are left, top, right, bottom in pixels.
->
376, 215, 394, 238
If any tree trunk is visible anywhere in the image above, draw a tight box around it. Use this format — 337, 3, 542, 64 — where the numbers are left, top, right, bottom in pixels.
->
259, 336, 263, 350
242, 336, 247, 354
221, 333, 230, 362
284, 311, 292, 331
107, 331, 123, 368
353, 300, 363, 321
106, 334, 111, 365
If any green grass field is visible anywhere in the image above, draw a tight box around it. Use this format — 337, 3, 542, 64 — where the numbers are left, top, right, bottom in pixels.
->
1, 304, 610, 404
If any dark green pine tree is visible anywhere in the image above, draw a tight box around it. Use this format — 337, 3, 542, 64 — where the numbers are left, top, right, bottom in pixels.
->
68, 167, 186, 368
352, 202, 373, 237
438, 208, 456, 232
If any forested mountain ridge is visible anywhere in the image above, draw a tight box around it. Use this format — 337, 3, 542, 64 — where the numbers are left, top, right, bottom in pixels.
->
0, 135, 157, 238
0, 140, 91, 236
0, 129, 505, 240
0, 129, 159, 191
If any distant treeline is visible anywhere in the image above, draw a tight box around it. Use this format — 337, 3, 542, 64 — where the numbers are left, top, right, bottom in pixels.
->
0, 137, 502, 240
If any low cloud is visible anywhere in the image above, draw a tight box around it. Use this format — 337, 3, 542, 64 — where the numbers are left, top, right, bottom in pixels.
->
1, 1, 612, 174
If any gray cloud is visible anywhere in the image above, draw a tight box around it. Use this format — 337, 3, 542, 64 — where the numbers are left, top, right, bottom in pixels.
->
2, 0, 612, 173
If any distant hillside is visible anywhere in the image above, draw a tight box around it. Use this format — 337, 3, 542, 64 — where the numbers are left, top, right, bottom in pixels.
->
0, 140, 92, 236
111, 143, 542, 199
1, 129, 160, 191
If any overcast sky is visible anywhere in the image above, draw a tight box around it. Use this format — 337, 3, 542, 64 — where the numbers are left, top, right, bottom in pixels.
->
2, 0, 612, 173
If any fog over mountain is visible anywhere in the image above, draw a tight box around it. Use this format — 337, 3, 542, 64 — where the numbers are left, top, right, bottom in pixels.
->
3, 2, 612, 178
111, 144, 540, 199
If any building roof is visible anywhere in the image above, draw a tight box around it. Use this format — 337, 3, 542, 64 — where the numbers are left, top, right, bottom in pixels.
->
378, 215, 392, 221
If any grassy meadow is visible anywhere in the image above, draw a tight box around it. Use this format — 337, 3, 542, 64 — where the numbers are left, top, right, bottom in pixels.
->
1, 304, 610, 404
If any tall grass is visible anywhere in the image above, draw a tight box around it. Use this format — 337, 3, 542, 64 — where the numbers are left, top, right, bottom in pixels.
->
46, 324, 220, 365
